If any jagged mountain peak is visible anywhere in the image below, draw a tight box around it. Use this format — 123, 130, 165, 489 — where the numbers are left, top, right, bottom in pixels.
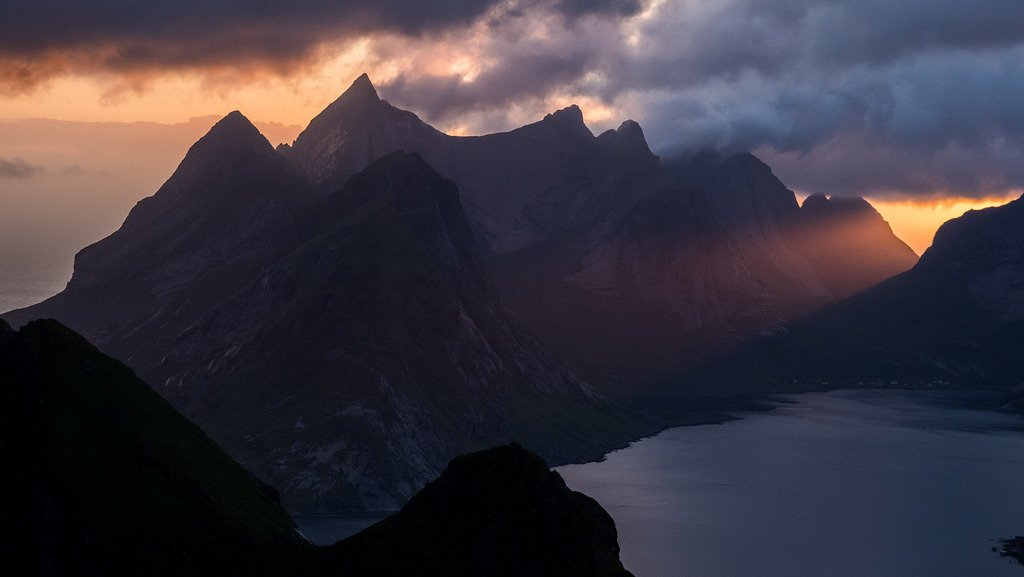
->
616, 119, 643, 135
348, 72, 379, 98
325, 72, 382, 112
325, 150, 480, 270
597, 119, 657, 162
190, 110, 276, 157
283, 74, 444, 191
543, 104, 593, 136
801, 193, 875, 216
334, 150, 459, 214
798, 193, 880, 221
336, 72, 381, 105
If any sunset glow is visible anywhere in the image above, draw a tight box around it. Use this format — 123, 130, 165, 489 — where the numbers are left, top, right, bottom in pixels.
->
869, 194, 1021, 255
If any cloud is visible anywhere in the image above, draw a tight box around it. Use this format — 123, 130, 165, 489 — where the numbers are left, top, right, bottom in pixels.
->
3, 0, 1023, 199
368, 0, 1024, 199
0, 0, 640, 93
0, 158, 45, 179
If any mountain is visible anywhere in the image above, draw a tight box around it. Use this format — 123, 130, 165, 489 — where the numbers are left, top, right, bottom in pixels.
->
277, 75, 917, 390
282, 76, 661, 254
0, 318, 308, 577
687, 194, 1024, 392
322, 444, 633, 577
795, 193, 918, 298
4, 120, 645, 513
1, 319, 634, 575
279, 73, 446, 195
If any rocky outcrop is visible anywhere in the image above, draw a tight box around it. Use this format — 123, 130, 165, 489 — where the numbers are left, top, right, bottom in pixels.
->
322, 443, 634, 577
996, 536, 1024, 565
4, 124, 646, 513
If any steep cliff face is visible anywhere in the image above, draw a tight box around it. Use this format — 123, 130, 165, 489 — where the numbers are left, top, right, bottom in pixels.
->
280, 74, 446, 195
688, 194, 1024, 391
5, 125, 644, 512
795, 193, 918, 298
915, 193, 1024, 322
523, 154, 915, 388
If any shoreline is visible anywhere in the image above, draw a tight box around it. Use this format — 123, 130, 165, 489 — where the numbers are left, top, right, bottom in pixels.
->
998, 537, 1024, 565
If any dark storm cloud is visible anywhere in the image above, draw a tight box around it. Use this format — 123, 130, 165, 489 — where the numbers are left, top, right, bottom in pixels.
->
377, 0, 1024, 198
0, 158, 44, 179
4, 0, 1022, 198
0, 0, 639, 91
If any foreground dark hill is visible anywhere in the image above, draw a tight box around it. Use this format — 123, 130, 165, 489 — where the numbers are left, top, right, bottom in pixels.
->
0, 319, 308, 577
323, 444, 633, 577
1, 319, 634, 576
280, 75, 917, 390
689, 194, 1024, 392
5, 118, 644, 512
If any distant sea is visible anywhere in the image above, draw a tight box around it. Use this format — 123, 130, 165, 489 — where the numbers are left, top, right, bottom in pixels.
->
557, 390, 1024, 577
0, 260, 73, 314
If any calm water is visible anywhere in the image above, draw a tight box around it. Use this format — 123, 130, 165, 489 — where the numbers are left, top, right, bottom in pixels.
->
294, 514, 389, 546
0, 261, 71, 314
557, 390, 1024, 577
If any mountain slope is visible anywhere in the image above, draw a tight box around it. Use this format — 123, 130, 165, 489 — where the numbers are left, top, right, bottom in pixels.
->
688, 194, 1024, 392
280, 73, 446, 195
5, 134, 646, 512
280, 75, 917, 391
794, 193, 918, 298
0, 318, 307, 577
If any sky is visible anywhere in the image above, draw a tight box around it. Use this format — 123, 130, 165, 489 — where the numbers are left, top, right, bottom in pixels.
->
1, 0, 1022, 260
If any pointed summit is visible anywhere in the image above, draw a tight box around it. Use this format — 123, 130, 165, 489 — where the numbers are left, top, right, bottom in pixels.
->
169, 110, 285, 185
597, 119, 657, 164
284, 73, 444, 192
348, 72, 379, 98
200, 110, 270, 150
543, 104, 592, 136
615, 119, 646, 142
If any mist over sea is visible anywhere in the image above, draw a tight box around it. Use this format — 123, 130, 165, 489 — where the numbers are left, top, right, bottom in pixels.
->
0, 259, 72, 314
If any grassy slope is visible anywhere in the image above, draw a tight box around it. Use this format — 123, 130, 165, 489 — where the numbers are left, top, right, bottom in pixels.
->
0, 319, 309, 576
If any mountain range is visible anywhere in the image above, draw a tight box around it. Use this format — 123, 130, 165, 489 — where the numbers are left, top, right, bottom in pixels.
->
4, 113, 644, 512
278, 74, 918, 389
685, 193, 1024, 393
4, 74, 921, 512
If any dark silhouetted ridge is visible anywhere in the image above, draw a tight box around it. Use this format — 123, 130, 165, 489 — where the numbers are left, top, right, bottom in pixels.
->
543, 104, 593, 137
0, 319, 307, 577
326, 444, 634, 577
